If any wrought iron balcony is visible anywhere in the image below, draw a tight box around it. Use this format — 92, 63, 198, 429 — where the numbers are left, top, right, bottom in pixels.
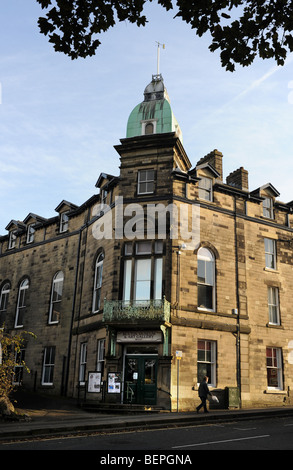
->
103, 297, 171, 324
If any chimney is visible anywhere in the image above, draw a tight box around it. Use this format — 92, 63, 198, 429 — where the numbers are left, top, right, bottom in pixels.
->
196, 149, 223, 180
226, 167, 249, 190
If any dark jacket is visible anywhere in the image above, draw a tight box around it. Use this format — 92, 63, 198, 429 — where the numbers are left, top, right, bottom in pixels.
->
198, 380, 211, 398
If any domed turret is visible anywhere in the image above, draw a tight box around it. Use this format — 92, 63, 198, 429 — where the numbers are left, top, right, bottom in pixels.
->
126, 74, 182, 142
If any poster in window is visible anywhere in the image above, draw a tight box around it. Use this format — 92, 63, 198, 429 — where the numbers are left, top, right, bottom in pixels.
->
107, 372, 121, 393
87, 371, 102, 393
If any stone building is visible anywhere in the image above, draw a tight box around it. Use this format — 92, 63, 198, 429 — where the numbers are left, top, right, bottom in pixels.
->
1, 74, 293, 410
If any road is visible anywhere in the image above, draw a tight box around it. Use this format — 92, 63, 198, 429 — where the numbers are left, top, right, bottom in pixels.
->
1, 415, 293, 454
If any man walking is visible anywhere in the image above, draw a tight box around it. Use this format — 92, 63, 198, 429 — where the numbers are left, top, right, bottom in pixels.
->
196, 376, 211, 413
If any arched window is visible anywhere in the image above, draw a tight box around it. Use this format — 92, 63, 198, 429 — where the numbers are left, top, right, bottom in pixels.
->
49, 271, 64, 324
145, 122, 154, 134
92, 252, 104, 313
197, 248, 215, 311
0, 282, 10, 327
15, 278, 29, 328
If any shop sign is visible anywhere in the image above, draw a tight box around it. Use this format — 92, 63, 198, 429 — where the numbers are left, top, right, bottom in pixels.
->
116, 330, 162, 343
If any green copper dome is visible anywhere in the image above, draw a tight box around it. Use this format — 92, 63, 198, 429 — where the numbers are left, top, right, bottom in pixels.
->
126, 74, 182, 142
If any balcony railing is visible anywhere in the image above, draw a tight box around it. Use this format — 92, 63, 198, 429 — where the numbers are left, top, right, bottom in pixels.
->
103, 297, 171, 324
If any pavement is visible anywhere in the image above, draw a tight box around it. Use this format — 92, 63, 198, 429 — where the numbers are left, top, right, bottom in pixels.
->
1, 390, 293, 442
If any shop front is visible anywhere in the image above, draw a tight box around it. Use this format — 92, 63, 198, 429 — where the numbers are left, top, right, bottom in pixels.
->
117, 330, 162, 406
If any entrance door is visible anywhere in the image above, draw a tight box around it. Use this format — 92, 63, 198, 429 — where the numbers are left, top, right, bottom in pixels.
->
124, 355, 157, 405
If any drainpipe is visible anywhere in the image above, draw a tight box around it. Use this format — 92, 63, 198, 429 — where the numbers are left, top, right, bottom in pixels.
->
64, 225, 83, 397
233, 196, 242, 408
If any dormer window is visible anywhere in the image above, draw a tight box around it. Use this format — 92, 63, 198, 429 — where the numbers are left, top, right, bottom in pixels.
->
60, 212, 69, 233
141, 120, 157, 136
138, 169, 155, 195
145, 122, 154, 134
263, 197, 274, 219
101, 189, 108, 206
8, 230, 17, 249
26, 224, 35, 244
198, 177, 213, 201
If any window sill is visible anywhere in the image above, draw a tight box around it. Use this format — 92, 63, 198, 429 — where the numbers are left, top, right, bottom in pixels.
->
264, 268, 279, 273
264, 389, 286, 395
266, 323, 283, 329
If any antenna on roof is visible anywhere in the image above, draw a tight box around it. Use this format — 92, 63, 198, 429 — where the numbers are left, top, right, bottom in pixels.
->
155, 41, 165, 76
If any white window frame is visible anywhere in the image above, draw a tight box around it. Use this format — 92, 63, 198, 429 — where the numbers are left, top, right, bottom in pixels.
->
0, 282, 10, 312
26, 224, 35, 244
60, 211, 69, 233
137, 169, 155, 195
198, 177, 213, 201
141, 119, 157, 135
13, 348, 25, 385
48, 271, 64, 324
79, 343, 87, 385
268, 286, 280, 325
266, 347, 283, 390
263, 197, 274, 219
92, 252, 104, 313
97, 339, 105, 375
122, 241, 163, 304
197, 340, 216, 388
197, 247, 215, 311
15, 278, 29, 328
42, 346, 55, 385
264, 238, 276, 270
8, 230, 17, 249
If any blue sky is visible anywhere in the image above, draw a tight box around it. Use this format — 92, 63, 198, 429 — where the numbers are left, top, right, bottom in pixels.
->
1, 1, 293, 233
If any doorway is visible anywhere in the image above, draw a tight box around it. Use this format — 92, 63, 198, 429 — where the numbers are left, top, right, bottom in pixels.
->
124, 355, 158, 405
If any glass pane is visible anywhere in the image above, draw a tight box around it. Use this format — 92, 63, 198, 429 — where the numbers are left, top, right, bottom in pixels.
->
136, 241, 152, 255
139, 182, 147, 193
135, 281, 151, 301
198, 285, 213, 310
197, 259, 206, 283
123, 260, 132, 302
53, 280, 63, 302
126, 358, 138, 382
144, 359, 156, 384
205, 261, 213, 285
154, 258, 162, 300
95, 264, 103, 289
136, 259, 151, 280
267, 368, 278, 387
146, 181, 154, 192
197, 363, 211, 383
